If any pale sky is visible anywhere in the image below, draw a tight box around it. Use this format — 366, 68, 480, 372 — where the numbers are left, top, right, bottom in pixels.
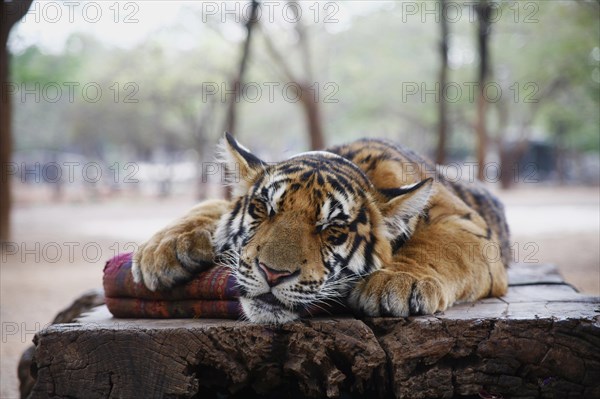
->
9, 1, 184, 53
9, 0, 393, 54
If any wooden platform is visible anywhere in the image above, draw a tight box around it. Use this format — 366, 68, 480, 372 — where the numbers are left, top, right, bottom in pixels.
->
29, 264, 600, 399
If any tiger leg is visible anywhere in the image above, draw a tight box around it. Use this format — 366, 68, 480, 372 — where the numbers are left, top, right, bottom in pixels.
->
132, 199, 232, 291
348, 214, 508, 316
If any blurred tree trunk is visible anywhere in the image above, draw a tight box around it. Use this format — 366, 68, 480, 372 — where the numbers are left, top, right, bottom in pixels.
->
261, 1, 325, 150
554, 120, 567, 185
299, 89, 324, 150
224, 0, 259, 136
1, 0, 33, 243
436, 0, 449, 165
222, 0, 258, 199
495, 99, 514, 189
292, 1, 324, 150
475, 0, 492, 181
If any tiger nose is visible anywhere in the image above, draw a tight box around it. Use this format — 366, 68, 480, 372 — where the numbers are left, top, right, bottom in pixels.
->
258, 263, 299, 287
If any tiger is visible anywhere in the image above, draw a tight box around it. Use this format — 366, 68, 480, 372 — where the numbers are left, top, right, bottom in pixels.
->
132, 133, 510, 324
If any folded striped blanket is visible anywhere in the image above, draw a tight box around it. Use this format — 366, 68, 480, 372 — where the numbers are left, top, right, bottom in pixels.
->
103, 253, 242, 319
103, 253, 348, 319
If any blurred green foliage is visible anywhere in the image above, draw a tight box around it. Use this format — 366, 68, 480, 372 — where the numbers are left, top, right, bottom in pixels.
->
9, 1, 599, 164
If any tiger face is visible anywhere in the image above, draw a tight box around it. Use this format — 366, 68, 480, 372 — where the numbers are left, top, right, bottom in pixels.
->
215, 134, 433, 324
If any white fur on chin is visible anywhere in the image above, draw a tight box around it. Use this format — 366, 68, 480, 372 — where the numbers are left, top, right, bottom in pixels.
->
239, 297, 299, 324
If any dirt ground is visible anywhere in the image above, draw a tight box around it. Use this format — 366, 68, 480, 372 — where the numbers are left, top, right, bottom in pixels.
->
1, 186, 599, 398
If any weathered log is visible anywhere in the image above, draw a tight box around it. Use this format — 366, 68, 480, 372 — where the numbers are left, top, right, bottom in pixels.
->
18, 289, 105, 398
27, 265, 600, 398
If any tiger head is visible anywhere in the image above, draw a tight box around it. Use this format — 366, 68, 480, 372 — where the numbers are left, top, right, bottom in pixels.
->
214, 134, 433, 323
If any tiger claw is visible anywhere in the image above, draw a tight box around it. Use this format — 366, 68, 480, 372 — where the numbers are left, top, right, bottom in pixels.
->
348, 270, 447, 317
132, 228, 216, 291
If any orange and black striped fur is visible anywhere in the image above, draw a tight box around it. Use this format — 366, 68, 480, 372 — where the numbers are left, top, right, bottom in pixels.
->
133, 134, 509, 323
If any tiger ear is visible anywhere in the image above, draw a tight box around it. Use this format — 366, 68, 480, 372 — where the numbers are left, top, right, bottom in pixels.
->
218, 132, 268, 197
380, 178, 434, 240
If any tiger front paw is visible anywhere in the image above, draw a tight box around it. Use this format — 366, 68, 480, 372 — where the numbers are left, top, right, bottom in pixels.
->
348, 270, 448, 317
132, 227, 215, 291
